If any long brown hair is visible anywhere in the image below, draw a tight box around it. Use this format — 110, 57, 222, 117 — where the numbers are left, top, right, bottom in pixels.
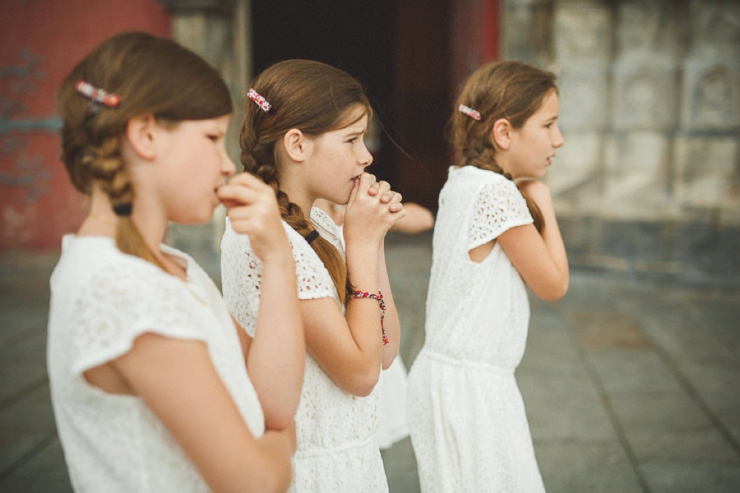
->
450, 60, 557, 232
241, 59, 372, 304
57, 31, 233, 268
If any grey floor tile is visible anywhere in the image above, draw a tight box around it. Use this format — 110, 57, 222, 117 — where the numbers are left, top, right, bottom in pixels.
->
0, 384, 57, 473
626, 429, 740, 465
608, 391, 713, 433
519, 373, 617, 442
642, 463, 740, 493
586, 350, 684, 394
0, 438, 72, 493
518, 331, 586, 376
0, 332, 48, 404
382, 437, 421, 493
678, 363, 740, 429
536, 440, 644, 493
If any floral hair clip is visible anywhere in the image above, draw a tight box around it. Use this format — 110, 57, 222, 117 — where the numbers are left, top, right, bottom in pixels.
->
458, 103, 481, 121
75, 80, 121, 108
248, 88, 271, 112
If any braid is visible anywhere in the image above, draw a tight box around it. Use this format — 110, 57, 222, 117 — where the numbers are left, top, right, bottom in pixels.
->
242, 133, 348, 304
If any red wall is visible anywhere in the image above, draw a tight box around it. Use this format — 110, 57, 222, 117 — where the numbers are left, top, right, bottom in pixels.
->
0, 0, 170, 251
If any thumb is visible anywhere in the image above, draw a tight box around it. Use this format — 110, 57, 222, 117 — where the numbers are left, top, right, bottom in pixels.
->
346, 177, 360, 207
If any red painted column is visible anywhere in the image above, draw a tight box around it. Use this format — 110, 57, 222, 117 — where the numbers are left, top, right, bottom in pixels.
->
0, 0, 170, 251
450, 0, 500, 94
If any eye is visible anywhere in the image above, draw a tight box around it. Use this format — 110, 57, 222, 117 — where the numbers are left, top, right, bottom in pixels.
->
347, 137, 358, 144
207, 134, 220, 142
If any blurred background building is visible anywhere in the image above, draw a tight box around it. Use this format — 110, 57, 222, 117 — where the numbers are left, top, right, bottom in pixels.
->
2, 0, 739, 286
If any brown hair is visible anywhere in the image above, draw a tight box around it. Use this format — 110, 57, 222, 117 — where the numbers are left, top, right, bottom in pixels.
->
450, 60, 558, 232
57, 31, 233, 268
241, 59, 372, 304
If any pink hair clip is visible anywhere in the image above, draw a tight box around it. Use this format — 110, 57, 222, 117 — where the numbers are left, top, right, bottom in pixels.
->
458, 103, 481, 121
75, 80, 121, 108
248, 88, 271, 112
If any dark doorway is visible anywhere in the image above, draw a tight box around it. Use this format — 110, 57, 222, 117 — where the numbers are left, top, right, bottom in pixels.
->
251, 0, 452, 210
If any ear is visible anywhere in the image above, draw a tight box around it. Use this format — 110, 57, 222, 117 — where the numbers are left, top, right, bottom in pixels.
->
490, 118, 513, 150
281, 128, 312, 162
123, 113, 159, 161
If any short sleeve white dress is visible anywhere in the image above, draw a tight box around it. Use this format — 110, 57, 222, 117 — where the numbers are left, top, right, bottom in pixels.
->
47, 236, 265, 493
407, 166, 547, 492
221, 207, 388, 493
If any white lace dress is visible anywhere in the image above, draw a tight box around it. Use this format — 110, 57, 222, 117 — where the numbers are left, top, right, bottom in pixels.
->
47, 236, 265, 493
222, 207, 388, 493
407, 166, 546, 492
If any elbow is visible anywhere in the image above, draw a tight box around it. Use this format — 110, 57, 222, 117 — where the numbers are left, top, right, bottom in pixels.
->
247, 458, 292, 493
537, 278, 569, 302
342, 366, 380, 397
263, 413, 295, 433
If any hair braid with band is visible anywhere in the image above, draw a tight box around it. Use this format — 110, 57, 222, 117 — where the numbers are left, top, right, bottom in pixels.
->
240, 59, 373, 305
56, 31, 233, 270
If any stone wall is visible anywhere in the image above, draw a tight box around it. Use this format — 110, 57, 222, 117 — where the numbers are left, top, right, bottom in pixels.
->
502, 0, 740, 287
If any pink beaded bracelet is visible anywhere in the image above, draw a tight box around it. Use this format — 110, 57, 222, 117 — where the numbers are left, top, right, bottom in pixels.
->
348, 289, 389, 346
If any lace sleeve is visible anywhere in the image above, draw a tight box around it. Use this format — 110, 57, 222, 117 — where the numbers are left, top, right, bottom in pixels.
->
221, 220, 263, 337
468, 176, 533, 250
68, 261, 210, 375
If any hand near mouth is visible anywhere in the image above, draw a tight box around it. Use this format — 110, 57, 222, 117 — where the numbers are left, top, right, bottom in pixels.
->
218, 172, 292, 263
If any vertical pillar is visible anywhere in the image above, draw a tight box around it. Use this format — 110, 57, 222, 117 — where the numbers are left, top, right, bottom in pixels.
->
158, 0, 249, 276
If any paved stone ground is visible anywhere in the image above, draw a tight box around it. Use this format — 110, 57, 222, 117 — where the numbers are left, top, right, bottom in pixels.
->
1, 231, 739, 492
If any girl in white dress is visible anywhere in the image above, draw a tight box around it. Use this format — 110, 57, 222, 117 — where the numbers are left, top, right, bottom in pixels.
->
47, 31, 304, 493
407, 60, 569, 492
221, 59, 405, 492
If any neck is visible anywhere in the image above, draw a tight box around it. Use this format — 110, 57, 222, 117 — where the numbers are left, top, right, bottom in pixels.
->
279, 177, 315, 219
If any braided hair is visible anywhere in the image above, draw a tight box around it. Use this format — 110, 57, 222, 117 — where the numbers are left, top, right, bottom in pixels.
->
449, 60, 558, 232
56, 31, 232, 268
240, 60, 373, 304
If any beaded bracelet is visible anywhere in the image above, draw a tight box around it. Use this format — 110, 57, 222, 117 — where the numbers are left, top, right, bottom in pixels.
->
348, 289, 389, 346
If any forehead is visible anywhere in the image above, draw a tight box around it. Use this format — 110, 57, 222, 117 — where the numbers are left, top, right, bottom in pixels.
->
534, 89, 559, 116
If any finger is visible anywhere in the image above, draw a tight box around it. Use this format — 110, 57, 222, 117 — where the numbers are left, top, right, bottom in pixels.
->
368, 181, 380, 196
346, 176, 361, 206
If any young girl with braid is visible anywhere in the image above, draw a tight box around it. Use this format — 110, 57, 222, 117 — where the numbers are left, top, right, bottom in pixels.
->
221, 59, 405, 492
407, 60, 569, 492
48, 31, 304, 492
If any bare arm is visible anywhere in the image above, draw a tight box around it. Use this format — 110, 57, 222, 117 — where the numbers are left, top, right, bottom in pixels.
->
497, 180, 568, 301
377, 240, 400, 369
219, 173, 304, 429
111, 334, 295, 493
303, 174, 405, 396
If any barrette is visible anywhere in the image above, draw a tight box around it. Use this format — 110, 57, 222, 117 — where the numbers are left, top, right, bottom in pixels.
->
458, 104, 481, 121
75, 80, 121, 108
248, 88, 271, 112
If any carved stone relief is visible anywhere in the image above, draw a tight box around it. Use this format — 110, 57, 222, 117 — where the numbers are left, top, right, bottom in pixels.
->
674, 136, 738, 210
613, 62, 677, 130
558, 67, 609, 130
682, 60, 740, 130
603, 132, 671, 220
554, 3, 610, 62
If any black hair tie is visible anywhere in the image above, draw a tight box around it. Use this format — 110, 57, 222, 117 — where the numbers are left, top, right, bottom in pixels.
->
113, 202, 133, 217
305, 230, 319, 244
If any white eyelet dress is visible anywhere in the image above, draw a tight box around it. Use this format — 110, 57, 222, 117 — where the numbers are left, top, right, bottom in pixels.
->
221, 207, 389, 493
47, 236, 265, 493
407, 166, 547, 492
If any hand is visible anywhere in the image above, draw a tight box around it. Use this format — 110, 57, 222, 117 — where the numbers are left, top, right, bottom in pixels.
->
517, 179, 553, 209
343, 174, 406, 246
218, 173, 291, 262
368, 180, 403, 213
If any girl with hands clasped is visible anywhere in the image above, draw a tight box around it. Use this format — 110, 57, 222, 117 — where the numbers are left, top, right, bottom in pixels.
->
48, 32, 303, 493
221, 59, 404, 492
407, 60, 568, 492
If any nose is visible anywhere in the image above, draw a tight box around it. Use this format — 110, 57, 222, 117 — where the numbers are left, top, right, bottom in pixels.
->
359, 141, 374, 168
221, 149, 237, 176
553, 124, 565, 149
